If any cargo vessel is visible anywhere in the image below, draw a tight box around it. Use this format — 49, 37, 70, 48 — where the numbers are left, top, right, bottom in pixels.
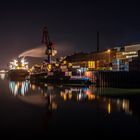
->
8, 57, 29, 80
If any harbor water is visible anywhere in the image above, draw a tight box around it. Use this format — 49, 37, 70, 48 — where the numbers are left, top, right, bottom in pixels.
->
0, 73, 140, 137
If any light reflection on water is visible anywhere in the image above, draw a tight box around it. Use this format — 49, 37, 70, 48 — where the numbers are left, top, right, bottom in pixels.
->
7, 79, 133, 116
59, 86, 132, 115
1, 75, 140, 136
9, 80, 29, 96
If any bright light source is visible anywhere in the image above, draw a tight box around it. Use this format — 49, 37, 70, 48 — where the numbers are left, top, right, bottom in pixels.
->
78, 69, 81, 72
9, 58, 29, 70
107, 49, 111, 53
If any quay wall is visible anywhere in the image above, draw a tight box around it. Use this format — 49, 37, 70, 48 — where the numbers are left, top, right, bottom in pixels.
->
96, 71, 140, 88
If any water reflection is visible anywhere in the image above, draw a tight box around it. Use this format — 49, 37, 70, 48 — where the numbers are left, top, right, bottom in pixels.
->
60, 87, 96, 101
8, 80, 133, 116
40, 84, 133, 116
8, 80, 57, 111
105, 98, 132, 115
0, 78, 139, 136
6, 79, 140, 136
9, 80, 29, 96
59, 86, 132, 115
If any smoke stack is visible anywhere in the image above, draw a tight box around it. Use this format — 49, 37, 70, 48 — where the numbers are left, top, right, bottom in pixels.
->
97, 32, 99, 52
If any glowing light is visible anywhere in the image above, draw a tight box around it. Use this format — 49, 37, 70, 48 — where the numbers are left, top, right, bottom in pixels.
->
14, 84, 18, 96
60, 91, 67, 101
85, 89, 92, 95
107, 101, 111, 114
63, 61, 67, 64
0, 70, 6, 73
87, 94, 95, 100
68, 93, 72, 99
78, 93, 82, 100
63, 94, 67, 101
31, 85, 36, 91
122, 51, 137, 55
44, 83, 47, 87
107, 49, 111, 53
122, 100, 130, 113
107, 49, 111, 64
78, 69, 82, 77
9, 58, 29, 70
47, 64, 52, 72
52, 49, 57, 56
88, 61, 95, 69
84, 71, 93, 78
68, 63, 72, 67
0, 73, 6, 80
55, 63, 59, 67
126, 55, 138, 58
9, 81, 29, 96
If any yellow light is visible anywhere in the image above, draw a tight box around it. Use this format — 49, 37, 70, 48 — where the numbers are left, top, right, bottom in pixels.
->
88, 61, 95, 68
68, 63, 72, 67
107, 49, 111, 53
47, 64, 52, 72
107, 101, 111, 114
63, 94, 67, 101
63, 61, 67, 64
55, 63, 59, 67
68, 93, 72, 100
88, 94, 95, 100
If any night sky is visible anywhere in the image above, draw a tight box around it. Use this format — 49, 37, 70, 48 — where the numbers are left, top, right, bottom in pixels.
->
0, 0, 140, 68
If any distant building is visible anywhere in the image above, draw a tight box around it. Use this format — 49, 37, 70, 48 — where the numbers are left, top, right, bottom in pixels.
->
62, 43, 140, 71
63, 50, 116, 71
129, 50, 140, 71
114, 44, 140, 71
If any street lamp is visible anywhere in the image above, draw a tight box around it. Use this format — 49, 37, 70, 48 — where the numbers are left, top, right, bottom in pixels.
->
107, 49, 111, 53
107, 49, 111, 64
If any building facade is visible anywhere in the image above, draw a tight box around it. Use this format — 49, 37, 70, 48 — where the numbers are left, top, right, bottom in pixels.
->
62, 43, 140, 72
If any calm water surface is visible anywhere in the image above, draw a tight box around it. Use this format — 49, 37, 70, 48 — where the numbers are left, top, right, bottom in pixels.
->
0, 73, 140, 137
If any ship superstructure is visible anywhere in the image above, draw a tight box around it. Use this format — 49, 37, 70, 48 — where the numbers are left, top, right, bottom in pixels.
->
9, 57, 28, 70
8, 57, 29, 80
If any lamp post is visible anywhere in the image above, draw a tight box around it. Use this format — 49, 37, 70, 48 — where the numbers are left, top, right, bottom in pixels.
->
107, 49, 111, 64
107, 49, 111, 70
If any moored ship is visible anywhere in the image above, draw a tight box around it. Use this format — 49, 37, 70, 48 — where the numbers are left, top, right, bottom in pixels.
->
8, 57, 29, 80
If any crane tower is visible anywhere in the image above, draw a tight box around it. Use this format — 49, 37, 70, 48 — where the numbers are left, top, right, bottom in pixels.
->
42, 26, 53, 64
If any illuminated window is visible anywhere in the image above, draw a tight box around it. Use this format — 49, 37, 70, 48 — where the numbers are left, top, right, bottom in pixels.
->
88, 61, 95, 68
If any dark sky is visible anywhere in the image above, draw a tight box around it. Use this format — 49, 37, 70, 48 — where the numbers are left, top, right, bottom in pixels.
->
0, 0, 140, 67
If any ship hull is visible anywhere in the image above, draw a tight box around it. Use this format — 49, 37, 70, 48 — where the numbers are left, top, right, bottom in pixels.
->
8, 69, 29, 80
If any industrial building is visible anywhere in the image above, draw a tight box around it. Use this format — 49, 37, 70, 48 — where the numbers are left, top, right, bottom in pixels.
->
62, 43, 140, 72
